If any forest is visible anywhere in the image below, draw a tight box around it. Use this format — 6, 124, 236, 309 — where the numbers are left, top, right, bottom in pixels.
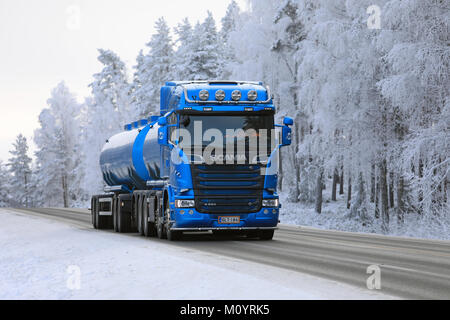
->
1, 0, 448, 236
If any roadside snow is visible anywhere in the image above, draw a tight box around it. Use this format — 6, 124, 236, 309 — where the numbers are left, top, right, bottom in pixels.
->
0, 209, 396, 300
279, 190, 450, 241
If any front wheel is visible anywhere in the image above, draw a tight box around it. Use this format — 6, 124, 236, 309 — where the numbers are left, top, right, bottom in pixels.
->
143, 197, 157, 237
166, 226, 181, 241
156, 211, 166, 240
259, 230, 275, 241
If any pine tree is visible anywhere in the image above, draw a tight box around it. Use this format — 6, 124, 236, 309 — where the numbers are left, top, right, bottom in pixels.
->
82, 50, 132, 199
132, 17, 174, 117
173, 18, 197, 80
0, 160, 12, 207
8, 134, 32, 208
221, 0, 242, 79
34, 82, 83, 207
190, 12, 223, 80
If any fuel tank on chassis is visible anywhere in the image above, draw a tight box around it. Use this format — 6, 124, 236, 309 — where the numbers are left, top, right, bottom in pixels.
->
100, 123, 161, 190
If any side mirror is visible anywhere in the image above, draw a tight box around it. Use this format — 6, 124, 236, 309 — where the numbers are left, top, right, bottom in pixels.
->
158, 117, 167, 126
282, 126, 292, 146
283, 117, 294, 126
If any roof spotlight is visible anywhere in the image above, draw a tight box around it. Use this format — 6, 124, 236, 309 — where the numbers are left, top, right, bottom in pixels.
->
199, 90, 209, 101
215, 90, 226, 101
247, 90, 258, 101
231, 90, 242, 101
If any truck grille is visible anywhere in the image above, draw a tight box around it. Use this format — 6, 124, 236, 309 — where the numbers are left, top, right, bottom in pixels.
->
192, 164, 264, 214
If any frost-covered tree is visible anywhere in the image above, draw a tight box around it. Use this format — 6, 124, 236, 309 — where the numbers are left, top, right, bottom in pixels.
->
90, 49, 131, 123
190, 12, 223, 80
272, 0, 308, 203
221, 0, 242, 79
173, 18, 197, 80
34, 82, 84, 207
132, 17, 174, 117
8, 134, 32, 207
378, 0, 450, 219
83, 50, 132, 199
0, 160, 12, 207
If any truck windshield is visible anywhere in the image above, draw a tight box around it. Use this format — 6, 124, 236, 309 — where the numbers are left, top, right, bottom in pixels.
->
177, 113, 276, 164
180, 114, 274, 137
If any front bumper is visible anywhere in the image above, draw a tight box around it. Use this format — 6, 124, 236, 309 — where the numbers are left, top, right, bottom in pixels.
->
171, 207, 280, 230
171, 227, 277, 231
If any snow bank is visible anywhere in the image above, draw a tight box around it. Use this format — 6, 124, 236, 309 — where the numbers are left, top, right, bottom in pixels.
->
0, 209, 395, 300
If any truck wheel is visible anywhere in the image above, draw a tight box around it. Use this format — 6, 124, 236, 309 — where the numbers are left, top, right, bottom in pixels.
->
245, 230, 259, 239
167, 228, 181, 241
143, 197, 156, 237
156, 214, 166, 239
156, 200, 167, 239
113, 198, 120, 232
94, 198, 105, 229
259, 230, 274, 240
165, 203, 181, 241
118, 200, 131, 233
91, 197, 97, 229
137, 196, 144, 236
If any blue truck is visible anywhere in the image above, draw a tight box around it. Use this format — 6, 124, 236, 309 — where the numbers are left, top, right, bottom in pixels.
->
91, 80, 293, 241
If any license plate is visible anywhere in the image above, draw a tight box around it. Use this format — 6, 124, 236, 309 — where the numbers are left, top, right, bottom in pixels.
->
218, 216, 240, 224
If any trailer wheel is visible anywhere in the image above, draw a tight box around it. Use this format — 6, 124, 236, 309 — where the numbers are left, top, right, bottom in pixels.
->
259, 230, 274, 241
113, 197, 119, 232
91, 197, 97, 229
118, 196, 131, 233
137, 196, 144, 236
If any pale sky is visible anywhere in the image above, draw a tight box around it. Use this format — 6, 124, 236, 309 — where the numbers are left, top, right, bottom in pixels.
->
0, 0, 248, 161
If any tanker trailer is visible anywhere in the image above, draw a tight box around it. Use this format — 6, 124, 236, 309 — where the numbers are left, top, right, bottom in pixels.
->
90, 80, 294, 241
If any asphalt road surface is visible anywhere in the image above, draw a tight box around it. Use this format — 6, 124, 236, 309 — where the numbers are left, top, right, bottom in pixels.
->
11, 208, 450, 300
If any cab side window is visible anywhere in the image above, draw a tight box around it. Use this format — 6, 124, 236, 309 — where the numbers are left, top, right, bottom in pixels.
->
168, 113, 178, 143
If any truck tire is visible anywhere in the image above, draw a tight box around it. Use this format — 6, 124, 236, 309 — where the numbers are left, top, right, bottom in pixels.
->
137, 196, 144, 236
143, 196, 156, 237
156, 198, 167, 239
91, 197, 97, 229
164, 200, 181, 241
113, 197, 119, 232
167, 228, 181, 241
259, 230, 274, 240
245, 230, 259, 239
156, 214, 166, 239
118, 195, 131, 233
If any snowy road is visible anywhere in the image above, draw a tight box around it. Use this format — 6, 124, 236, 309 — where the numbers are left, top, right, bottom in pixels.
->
3, 208, 450, 299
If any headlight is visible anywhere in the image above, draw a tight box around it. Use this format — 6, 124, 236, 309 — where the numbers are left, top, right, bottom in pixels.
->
262, 199, 279, 207
199, 90, 209, 101
231, 90, 242, 101
215, 90, 226, 101
247, 90, 258, 101
175, 200, 195, 208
